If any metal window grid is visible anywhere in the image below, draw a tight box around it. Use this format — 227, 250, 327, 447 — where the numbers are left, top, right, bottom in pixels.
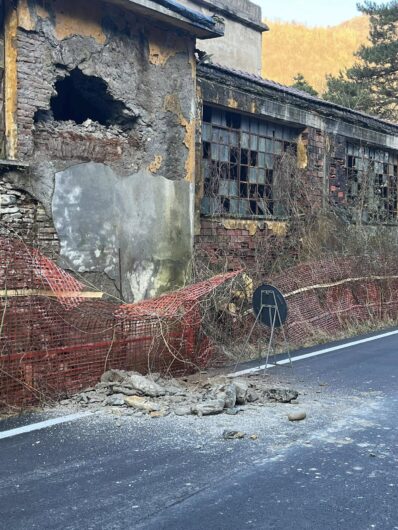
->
201, 106, 299, 219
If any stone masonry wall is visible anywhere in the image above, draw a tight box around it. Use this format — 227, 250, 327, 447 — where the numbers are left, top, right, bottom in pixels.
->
0, 176, 59, 259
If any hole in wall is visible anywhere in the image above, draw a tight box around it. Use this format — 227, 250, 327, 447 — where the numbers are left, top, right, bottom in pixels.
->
34, 68, 137, 131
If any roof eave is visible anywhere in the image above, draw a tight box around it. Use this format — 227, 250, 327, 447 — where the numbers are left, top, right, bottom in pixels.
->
198, 63, 398, 133
104, 0, 225, 38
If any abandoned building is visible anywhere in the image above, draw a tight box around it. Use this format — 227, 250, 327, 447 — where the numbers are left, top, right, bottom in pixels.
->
1, 0, 398, 303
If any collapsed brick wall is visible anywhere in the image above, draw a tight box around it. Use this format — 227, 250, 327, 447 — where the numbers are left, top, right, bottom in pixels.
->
14, 0, 196, 182
16, 25, 144, 173
0, 178, 59, 259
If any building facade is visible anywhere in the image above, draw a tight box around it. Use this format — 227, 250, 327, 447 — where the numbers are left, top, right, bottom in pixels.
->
195, 63, 398, 269
0, 0, 222, 301
1, 0, 398, 303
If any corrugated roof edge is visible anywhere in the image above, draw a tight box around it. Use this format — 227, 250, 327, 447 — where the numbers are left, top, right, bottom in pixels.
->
199, 62, 398, 133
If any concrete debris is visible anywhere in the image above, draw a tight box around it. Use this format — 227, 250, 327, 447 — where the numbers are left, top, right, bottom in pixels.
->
224, 408, 242, 415
105, 394, 126, 406
64, 370, 301, 419
246, 389, 259, 403
223, 430, 245, 440
112, 385, 138, 396
218, 384, 237, 409
174, 406, 192, 416
265, 389, 299, 403
128, 374, 166, 397
234, 379, 249, 405
101, 370, 127, 384
149, 410, 169, 418
124, 396, 161, 412
192, 399, 225, 416
288, 411, 307, 422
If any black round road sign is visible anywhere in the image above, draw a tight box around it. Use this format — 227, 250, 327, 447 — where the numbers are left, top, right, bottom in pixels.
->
252, 284, 288, 328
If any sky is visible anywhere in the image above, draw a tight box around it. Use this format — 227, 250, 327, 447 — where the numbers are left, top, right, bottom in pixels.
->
260, 0, 363, 27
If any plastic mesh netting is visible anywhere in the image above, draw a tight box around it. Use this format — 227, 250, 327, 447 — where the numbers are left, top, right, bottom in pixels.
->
0, 238, 240, 408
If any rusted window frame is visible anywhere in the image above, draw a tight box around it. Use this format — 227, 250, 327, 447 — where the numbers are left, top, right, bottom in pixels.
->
346, 142, 398, 224
201, 105, 299, 220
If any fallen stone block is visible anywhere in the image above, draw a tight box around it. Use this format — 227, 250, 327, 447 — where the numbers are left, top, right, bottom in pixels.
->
112, 385, 138, 396
174, 406, 192, 416
234, 379, 249, 405
265, 388, 299, 403
149, 410, 169, 418
101, 369, 128, 384
223, 430, 245, 440
218, 384, 237, 409
128, 374, 166, 397
288, 411, 306, 422
105, 394, 126, 406
124, 395, 161, 413
246, 389, 259, 402
191, 399, 225, 416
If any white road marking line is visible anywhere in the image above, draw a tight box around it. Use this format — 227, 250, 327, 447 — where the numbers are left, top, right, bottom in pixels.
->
0, 412, 94, 440
230, 329, 398, 377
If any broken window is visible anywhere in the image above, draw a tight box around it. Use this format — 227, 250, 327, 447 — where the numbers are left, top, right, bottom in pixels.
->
346, 142, 398, 223
35, 68, 137, 130
201, 105, 299, 218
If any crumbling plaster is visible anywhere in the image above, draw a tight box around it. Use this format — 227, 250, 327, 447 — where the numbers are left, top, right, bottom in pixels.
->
53, 163, 193, 302
3, 0, 198, 301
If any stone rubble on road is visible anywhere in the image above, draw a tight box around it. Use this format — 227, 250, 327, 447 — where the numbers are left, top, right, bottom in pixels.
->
65, 369, 301, 418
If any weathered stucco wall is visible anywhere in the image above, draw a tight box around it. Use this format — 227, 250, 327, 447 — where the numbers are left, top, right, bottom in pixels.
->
178, 0, 265, 74
2, 0, 197, 301
53, 162, 193, 301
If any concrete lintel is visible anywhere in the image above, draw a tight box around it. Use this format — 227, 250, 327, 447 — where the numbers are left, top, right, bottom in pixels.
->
187, 0, 268, 32
0, 159, 29, 171
105, 0, 225, 38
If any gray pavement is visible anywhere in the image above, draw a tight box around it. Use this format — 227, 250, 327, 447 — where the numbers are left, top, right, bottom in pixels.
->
1, 330, 398, 530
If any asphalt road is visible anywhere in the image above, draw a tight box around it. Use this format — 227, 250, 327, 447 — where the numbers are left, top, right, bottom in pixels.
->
1, 330, 398, 530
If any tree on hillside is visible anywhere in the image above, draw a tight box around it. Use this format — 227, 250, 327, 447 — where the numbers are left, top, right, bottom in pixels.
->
291, 73, 319, 96
323, 72, 373, 112
348, 1, 398, 119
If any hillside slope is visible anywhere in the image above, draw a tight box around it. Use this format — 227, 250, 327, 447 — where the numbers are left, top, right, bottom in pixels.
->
262, 17, 369, 93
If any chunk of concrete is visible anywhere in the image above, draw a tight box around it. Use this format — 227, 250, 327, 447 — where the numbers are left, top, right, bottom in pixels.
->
265, 388, 299, 403
174, 406, 192, 416
218, 384, 237, 409
105, 394, 126, 406
124, 395, 161, 412
101, 370, 128, 384
112, 385, 138, 396
128, 374, 166, 397
234, 379, 249, 405
191, 399, 225, 416
288, 411, 307, 422
223, 430, 245, 440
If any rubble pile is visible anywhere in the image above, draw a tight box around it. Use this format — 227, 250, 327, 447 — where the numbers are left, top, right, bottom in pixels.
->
63, 369, 299, 418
